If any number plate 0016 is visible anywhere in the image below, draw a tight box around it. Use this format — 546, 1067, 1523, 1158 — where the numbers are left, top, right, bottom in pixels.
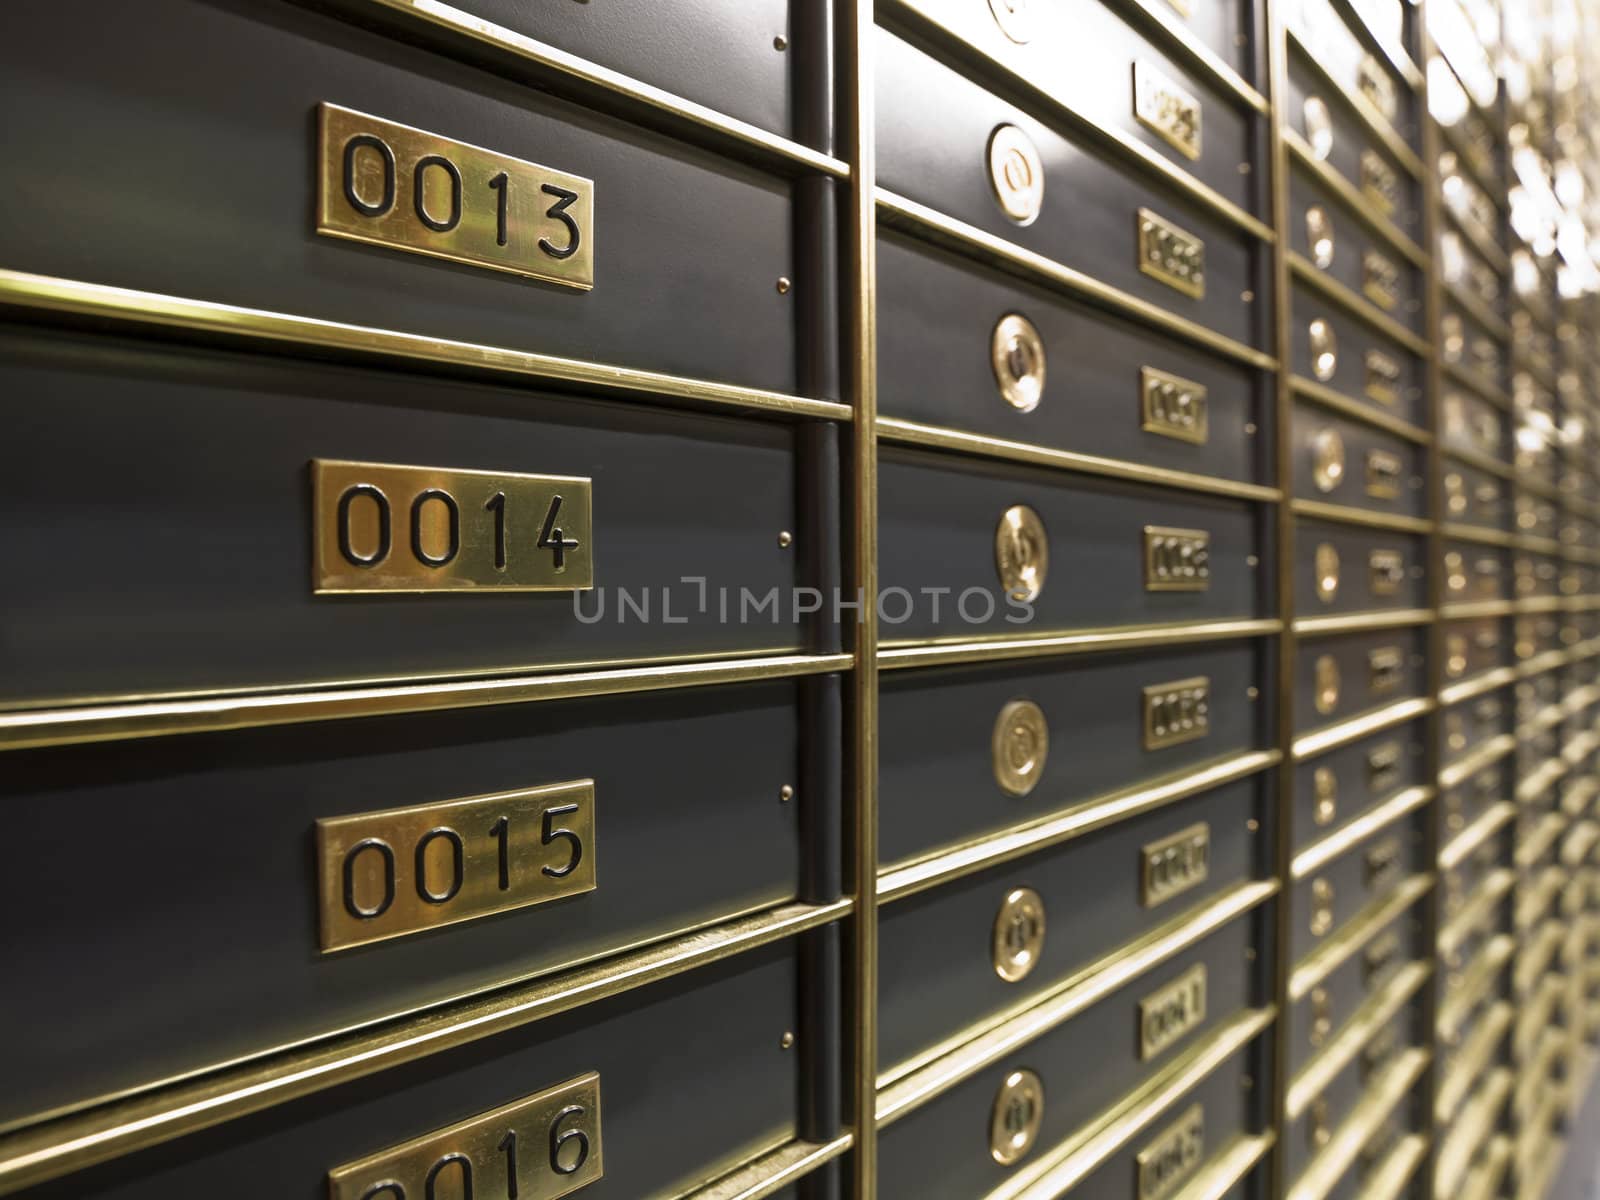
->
328, 1071, 603, 1200
317, 779, 597, 952
317, 103, 594, 288
312, 459, 593, 593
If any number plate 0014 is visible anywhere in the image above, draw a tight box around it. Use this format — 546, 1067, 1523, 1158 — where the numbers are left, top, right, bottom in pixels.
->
312, 458, 593, 593
317, 103, 594, 288
328, 1071, 603, 1200
317, 779, 597, 952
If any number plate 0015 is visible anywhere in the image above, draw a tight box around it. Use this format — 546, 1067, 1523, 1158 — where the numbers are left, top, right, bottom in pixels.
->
312, 459, 593, 593
328, 1071, 603, 1200
317, 779, 597, 952
317, 103, 594, 288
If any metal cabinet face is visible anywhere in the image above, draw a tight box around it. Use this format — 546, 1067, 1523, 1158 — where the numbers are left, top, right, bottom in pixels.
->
874, 29, 1266, 350
878, 775, 1265, 1075
879, 639, 1267, 865
1439, 389, 1509, 464
0, 0, 799, 391
1440, 617, 1511, 684
1442, 540, 1512, 606
882, 0, 1260, 208
1289, 819, 1424, 964
1293, 522, 1425, 614
1440, 687, 1514, 769
0, 328, 808, 702
1290, 403, 1426, 518
1289, 721, 1427, 854
11, 940, 807, 1200
1441, 297, 1508, 397
1290, 287, 1426, 428
1441, 758, 1512, 843
879, 447, 1266, 641
1289, 168, 1423, 336
876, 231, 1270, 487
1293, 627, 1426, 735
0, 680, 805, 1124
1440, 460, 1511, 531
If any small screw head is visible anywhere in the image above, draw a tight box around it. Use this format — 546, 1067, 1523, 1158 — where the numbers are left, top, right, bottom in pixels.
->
1247, 818, 1260, 832
1244, 422, 1257, 435
1247, 686, 1260, 700
1241, 290, 1255, 303
780, 1031, 796, 1049
773, 34, 788, 50
778, 530, 794, 548
780, 785, 795, 803
776, 276, 792, 294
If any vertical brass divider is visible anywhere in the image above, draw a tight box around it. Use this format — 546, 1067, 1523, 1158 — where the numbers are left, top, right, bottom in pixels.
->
1264, 0, 1298, 1194
1415, 3, 1446, 1191
840, 0, 880, 1195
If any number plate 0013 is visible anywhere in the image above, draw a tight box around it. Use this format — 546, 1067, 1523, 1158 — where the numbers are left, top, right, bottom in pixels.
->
317, 103, 594, 288
312, 458, 593, 593
317, 779, 597, 952
328, 1071, 603, 1200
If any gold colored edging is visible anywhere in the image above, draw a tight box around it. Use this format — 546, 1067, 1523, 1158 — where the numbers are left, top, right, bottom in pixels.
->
667, 1135, 854, 1200
1438, 802, 1515, 872
1437, 869, 1513, 961
1104, 0, 1271, 113
1289, 874, 1433, 1000
876, 881, 1277, 1103
1284, 1048, 1430, 1200
879, 750, 1279, 903
1291, 610, 1434, 637
1291, 695, 1432, 760
1438, 671, 1516, 711
1290, 499, 1433, 534
1289, 373, 1431, 443
0, 269, 849, 423
1284, 32, 1424, 178
1289, 253, 1432, 356
877, 416, 1281, 502
1436, 936, 1513, 1043
0, 652, 850, 752
1167, 1132, 1275, 1200
879, 618, 1282, 671
1435, 1068, 1513, 1199
1435, 1002, 1512, 1126
1285, 959, 1430, 1118
1364, 1132, 1429, 1200
1283, 132, 1428, 268
0, 899, 849, 1195
1290, 784, 1432, 880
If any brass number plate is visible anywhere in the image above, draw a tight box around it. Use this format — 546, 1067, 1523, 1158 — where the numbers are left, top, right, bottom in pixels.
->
1144, 526, 1211, 592
317, 779, 597, 952
328, 1072, 603, 1199
1368, 645, 1403, 694
1137, 208, 1206, 299
1363, 349, 1401, 406
312, 459, 594, 594
1360, 150, 1400, 216
1133, 61, 1202, 160
1357, 54, 1398, 121
1143, 676, 1211, 751
1362, 250, 1401, 311
1140, 367, 1209, 445
1141, 823, 1211, 907
1367, 740, 1402, 793
1364, 929, 1400, 983
317, 103, 595, 288
1369, 548, 1405, 596
1365, 835, 1402, 888
1136, 1103, 1205, 1200
1365, 449, 1403, 500
1139, 964, 1208, 1060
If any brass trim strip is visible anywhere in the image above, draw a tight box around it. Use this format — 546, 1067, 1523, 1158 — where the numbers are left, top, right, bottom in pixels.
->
877, 0, 1274, 241
308, 0, 849, 178
875, 880, 1278, 1102
1435, 1001, 1513, 1126
879, 750, 1280, 903
1290, 499, 1434, 534
1289, 253, 1432, 356
1442, 280, 1514, 347
1363, 1132, 1429, 1200
668, 1135, 854, 1200
1286, 960, 1431, 1117
980, 1008, 1276, 1200
1442, 361, 1511, 410
1438, 599, 1516, 620
1441, 204, 1511, 280
876, 416, 1282, 502
1283, 132, 1428, 268
1436, 936, 1513, 1042
1326, 0, 1423, 87
1514, 532, 1564, 556
1438, 802, 1515, 872
1285, 30, 1424, 178
1291, 695, 1433, 760
1514, 813, 1569, 871
1290, 785, 1433, 880
1435, 1067, 1513, 1197
878, 617, 1283, 671
1439, 522, 1517, 548
1291, 610, 1435, 637
1167, 1132, 1275, 1200
876, 189, 1278, 370
1289, 374, 1431, 443
0, 652, 852, 752
1437, 670, 1517, 711
1284, 1048, 1431, 1200
1102, 0, 1271, 113
1514, 872, 1566, 940
0, 898, 849, 1193
1441, 443, 1516, 482
1460, 1136, 1513, 1200
1518, 652, 1573, 684
0, 269, 849, 423
1289, 874, 1433, 1000
1512, 595, 1568, 616
1435, 110, 1502, 206
1436, 870, 1513, 961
